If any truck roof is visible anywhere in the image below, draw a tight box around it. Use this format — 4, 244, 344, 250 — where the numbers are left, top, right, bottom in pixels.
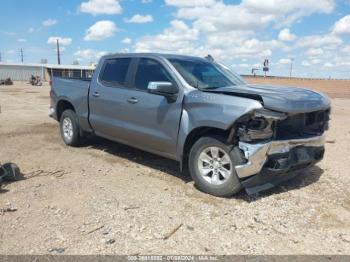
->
101, 52, 208, 62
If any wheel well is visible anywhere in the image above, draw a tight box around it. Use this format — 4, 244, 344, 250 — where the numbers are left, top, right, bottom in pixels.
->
56, 100, 75, 120
182, 127, 230, 169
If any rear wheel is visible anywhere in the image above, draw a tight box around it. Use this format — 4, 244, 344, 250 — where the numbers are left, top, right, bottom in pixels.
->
189, 136, 244, 197
60, 110, 81, 146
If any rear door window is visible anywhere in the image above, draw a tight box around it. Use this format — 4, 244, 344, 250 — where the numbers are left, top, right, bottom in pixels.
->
134, 58, 173, 91
100, 58, 131, 87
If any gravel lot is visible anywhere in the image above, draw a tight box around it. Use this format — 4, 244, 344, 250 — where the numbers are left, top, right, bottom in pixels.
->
0, 80, 350, 255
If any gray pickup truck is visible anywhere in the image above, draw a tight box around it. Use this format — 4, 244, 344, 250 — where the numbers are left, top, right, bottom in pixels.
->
50, 53, 330, 196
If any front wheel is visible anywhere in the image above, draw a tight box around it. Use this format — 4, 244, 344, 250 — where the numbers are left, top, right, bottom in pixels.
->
189, 136, 244, 197
60, 110, 82, 146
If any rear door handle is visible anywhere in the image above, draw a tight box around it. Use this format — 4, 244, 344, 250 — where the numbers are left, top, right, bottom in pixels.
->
92, 92, 100, 98
127, 97, 139, 104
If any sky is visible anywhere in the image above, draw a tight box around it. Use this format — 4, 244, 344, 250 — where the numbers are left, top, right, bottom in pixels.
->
0, 0, 350, 78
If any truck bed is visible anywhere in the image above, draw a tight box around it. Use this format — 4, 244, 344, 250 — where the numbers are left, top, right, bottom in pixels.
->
51, 77, 92, 131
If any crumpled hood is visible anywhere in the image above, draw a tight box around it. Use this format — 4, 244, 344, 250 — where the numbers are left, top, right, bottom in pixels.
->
206, 84, 331, 114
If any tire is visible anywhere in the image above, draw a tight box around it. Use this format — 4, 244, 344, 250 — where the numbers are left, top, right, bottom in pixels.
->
60, 109, 81, 146
189, 135, 244, 197
2, 163, 21, 182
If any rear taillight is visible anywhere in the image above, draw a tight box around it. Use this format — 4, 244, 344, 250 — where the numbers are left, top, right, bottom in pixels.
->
49, 80, 53, 97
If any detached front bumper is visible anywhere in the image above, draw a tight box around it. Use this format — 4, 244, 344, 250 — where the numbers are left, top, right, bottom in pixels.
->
235, 135, 325, 194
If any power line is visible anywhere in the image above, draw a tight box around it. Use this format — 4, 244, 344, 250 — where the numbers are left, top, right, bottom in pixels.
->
56, 39, 61, 65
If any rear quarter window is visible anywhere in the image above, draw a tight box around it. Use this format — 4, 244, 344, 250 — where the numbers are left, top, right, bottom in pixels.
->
100, 58, 131, 86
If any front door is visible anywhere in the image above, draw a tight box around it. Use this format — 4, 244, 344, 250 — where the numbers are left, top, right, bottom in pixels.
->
118, 57, 183, 158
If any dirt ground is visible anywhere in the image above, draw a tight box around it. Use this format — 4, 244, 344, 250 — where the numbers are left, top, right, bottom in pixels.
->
0, 80, 350, 255
246, 76, 350, 99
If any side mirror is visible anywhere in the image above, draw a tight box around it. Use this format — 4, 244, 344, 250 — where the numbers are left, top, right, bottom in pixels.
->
147, 82, 178, 102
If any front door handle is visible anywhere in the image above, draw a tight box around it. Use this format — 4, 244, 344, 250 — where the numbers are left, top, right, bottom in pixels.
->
92, 92, 100, 98
127, 97, 139, 104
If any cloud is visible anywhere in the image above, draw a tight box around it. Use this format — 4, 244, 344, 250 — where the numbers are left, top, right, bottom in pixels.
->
324, 62, 334, 67
1, 31, 16, 36
302, 60, 311, 66
241, 0, 334, 26
296, 34, 342, 48
79, 0, 122, 15
74, 49, 107, 60
133, 0, 342, 78
42, 19, 57, 27
278, 58, 292, 64
169, 0, 335, 34
28, 27, 41, 33
134, 18, 287, 62
121, 38, 132, 44
176, 3, 275, 32
242, 0, 334, 14
47, 36, 72, 46
298, 44, 350, 73
332, 15, 350, 34
54, 46, 67, 53
237, 63, 250, 68
341, 45, 350, 53
135, 21, 286, 61
134, 20, 199, 53
207, 37, 283, 59
305, 48, 324, 57
125, 14, 153, 23
7, 50, 15, 54
308, 58, 323, 65
278, 28, 296, 41
141, 0, 152, 3
84, 20, 117, 41
165, 0, 217, 7
17, 38, 27, 42
119, 48, 130, 53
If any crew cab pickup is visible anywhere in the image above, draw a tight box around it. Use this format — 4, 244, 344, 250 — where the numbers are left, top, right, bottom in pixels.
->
50, 53, 330, 196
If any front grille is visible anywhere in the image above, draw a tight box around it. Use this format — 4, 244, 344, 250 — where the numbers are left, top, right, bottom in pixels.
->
274, 108, 330, 139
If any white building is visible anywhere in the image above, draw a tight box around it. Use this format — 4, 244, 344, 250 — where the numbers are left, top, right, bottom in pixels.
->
0, 63, 95, 81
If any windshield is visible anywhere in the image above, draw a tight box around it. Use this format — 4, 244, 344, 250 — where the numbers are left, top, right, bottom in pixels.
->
169, 58, 246, 89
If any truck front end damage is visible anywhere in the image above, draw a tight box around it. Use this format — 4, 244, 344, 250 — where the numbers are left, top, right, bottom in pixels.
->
233, 108, 330, 194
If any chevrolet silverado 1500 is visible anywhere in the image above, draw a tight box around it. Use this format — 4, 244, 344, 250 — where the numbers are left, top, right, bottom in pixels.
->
50, 53, 330, 196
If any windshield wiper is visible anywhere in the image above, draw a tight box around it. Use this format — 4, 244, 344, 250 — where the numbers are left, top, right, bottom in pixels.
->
199, 86, 223, 90
193, 79, 224, 91
194, 79, 206, 91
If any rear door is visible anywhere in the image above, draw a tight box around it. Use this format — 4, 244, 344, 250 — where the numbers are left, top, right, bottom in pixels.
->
89, 57, 134, 141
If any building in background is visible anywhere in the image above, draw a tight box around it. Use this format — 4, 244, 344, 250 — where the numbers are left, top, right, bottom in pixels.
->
0, 63, 95, 81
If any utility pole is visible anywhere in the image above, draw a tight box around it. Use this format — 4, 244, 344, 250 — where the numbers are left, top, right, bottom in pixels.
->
290, 58, 294, 78
20, 48, 24, 63
56, 38, 61, 65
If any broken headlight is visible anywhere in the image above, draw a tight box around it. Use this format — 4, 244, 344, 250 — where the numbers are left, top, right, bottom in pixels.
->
253, 109, 287, 120
238, 109, 286, 142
